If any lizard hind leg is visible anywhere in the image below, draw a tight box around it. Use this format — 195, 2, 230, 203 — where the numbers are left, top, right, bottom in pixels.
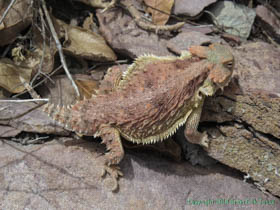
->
99, 125, 124, 191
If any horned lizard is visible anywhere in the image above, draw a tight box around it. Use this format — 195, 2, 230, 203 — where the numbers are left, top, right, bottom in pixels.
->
43, 43, 234, 191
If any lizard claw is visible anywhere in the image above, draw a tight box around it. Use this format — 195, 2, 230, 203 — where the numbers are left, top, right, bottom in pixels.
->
200, 131, 209, 148
101, 164, 123, 192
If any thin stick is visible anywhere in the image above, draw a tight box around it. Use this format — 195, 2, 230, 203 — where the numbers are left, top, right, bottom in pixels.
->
121, 0, 185, 32
143, 2, 199, 26
101, 0, 116, 12
0, 99, 49, 103
30, 7, 47, 86
12, 64, 62, 98
256, 0, 280, 19
11, 135, 49, 145
41, 0, 80, 97
263, 30, 280, 48
0, 0, 17, 25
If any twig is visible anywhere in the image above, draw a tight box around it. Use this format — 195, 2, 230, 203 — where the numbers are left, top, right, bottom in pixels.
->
143, 2, 199, 26
256, 0, 280, 20
11, 134, 49, 145
1, 44, 12, 58
0, 79, 48, 121
12, 64, 62, 98
0, 0, 17, 25
30, 7, 47, 86
262, 30, 280, 48
121, 0, 185, 33
41, 0, 80, 97
0, 99, 49, 103
101, 0, 117, 12
183, 24, 213, 28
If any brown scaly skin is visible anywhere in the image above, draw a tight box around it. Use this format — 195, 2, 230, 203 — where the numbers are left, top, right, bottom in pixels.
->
43, 43, 234, 191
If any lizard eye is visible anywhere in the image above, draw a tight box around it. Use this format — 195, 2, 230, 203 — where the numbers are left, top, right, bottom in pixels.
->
225, 61, 233, 69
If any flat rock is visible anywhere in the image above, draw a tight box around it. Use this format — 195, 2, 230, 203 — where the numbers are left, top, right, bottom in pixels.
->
256, 5, 280, 43
173, 0, 217, 17
0, 102, 68, 137
209, 1, 256, 39
166, 31, 221, 54
0, 138, 279, 210
96, 9, 171, 58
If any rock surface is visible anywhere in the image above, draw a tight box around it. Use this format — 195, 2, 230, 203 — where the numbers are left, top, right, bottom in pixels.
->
166, 31, 221, 54
0, 138, 279, 210
96, 9, 171, 58
0, 102, 68, 137
209, 1, 256, 39
256, 5, 280, 43
0, 42, 280, 205
173, 0, 217, 17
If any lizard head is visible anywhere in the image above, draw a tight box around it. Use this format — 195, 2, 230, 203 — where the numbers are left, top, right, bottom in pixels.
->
189, 43, 234, 90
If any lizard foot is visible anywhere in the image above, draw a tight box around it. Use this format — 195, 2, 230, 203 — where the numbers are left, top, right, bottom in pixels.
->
101, 164, 123, 192
99, 125, 124, 191
200, 131, 209, 148
185, 130, 209, 148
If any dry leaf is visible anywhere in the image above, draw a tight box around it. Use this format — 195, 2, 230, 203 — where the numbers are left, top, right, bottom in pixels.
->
0, 87, 11, 99
173, 0, 217, 17
96, 9, 172, 58
210, 1, 256, 39
83, 13, 97, 31
57, 20, 117, 61
0, 59, 32, 93
76, 79, 99, 99
39, 74, 99, 105
0, 88, 5, 99
12, 27, 55, 78
0, 22, 4, 30
0, 0, 32, 46
75, 0, 110, 8
145, 0, 174, 25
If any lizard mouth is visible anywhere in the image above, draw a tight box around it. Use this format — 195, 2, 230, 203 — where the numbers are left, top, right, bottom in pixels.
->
214, 73, 232, 91
197, 78, 217, 98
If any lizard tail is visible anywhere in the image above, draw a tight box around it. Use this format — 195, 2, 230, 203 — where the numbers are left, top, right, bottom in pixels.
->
42, 103, 74, 130
21, 76, 88, 134
42, 102, 93, 135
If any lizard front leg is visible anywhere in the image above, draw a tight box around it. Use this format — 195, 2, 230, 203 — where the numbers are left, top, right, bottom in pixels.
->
99, 125, 124, 191
98, 66, 123, 94
184, 79, 217, 148
184, 93, 209, 148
